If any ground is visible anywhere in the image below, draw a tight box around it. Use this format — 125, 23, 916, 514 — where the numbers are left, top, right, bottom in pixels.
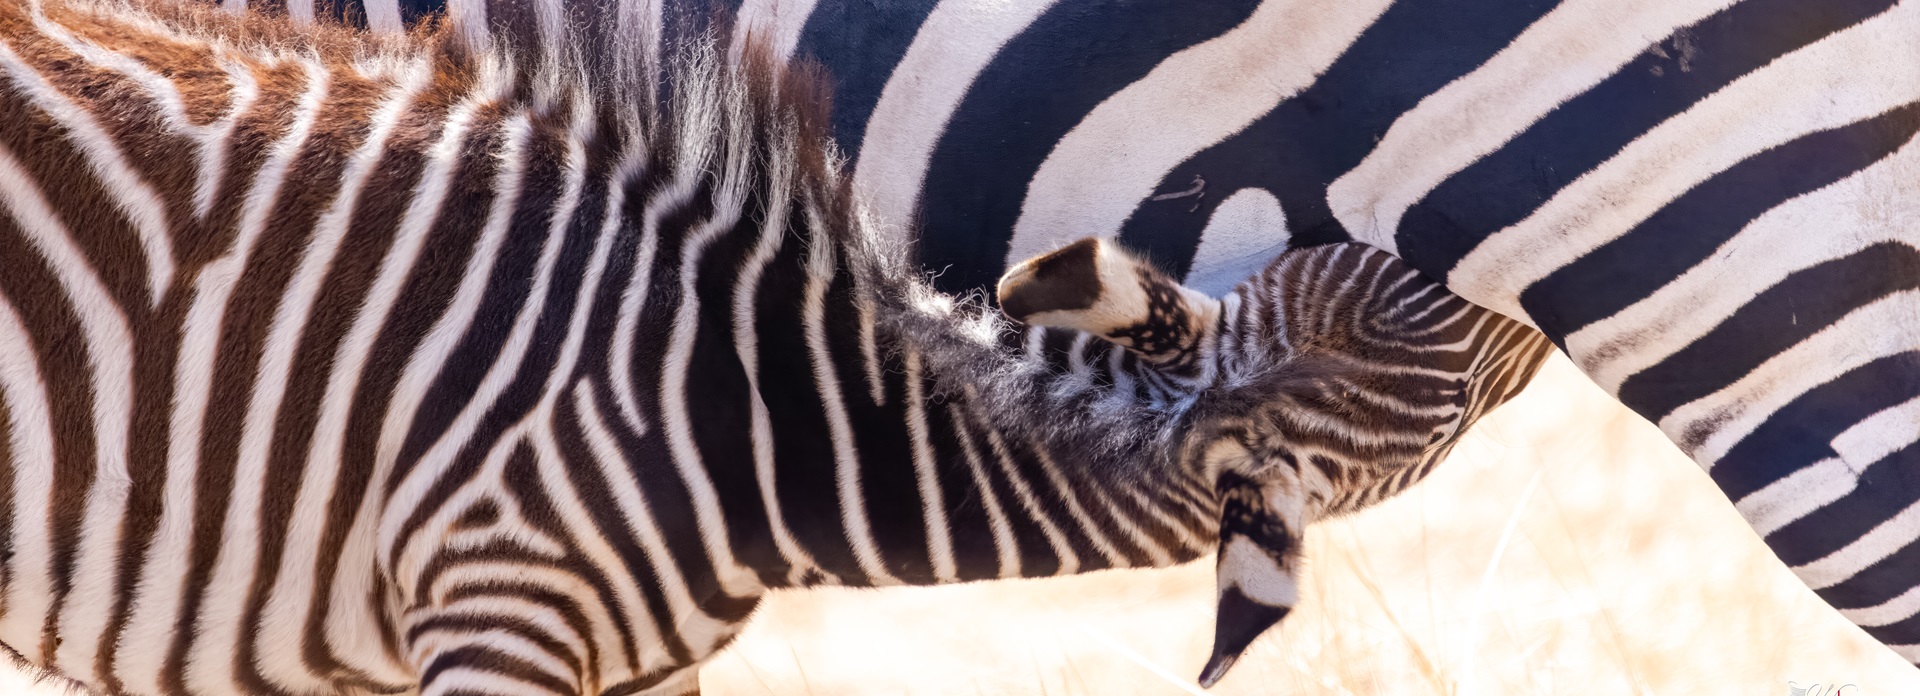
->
7, 354, 1915, 695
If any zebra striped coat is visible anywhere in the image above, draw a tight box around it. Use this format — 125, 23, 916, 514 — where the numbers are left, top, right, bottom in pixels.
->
0, 0, 1549, 693
286, 0, 1920, 667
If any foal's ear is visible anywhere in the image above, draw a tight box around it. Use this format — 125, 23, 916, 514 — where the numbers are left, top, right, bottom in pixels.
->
998, 237, 1219, 367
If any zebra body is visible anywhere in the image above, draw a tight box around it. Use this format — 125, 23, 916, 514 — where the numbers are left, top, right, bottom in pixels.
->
293, 0, 1920, 664
0, 0, 1547, 693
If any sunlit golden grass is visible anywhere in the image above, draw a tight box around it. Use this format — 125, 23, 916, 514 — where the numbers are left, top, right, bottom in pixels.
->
7, 353, 1916, 694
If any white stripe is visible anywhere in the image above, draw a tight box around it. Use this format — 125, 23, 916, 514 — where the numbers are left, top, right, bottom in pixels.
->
970, 396, 1078, 576
526, 422, 663, 684
570, 381, 723, 665
509, 117, 670, 688
417, 662, 571, 696
382, 117, 591, 599
1665, 292, 1920, 468
1841, 582, 1920, 628
1737, 458, 1858, 538
424, 629, 579, 689
655, 96, 768, 595
446, 0, 493, 57
1185, 188, 1288, 296
324, 63, 512, 686
947, 407, 1019, 578
0, 141, 139, 686
613, 0, 665, 103
120, 59, 334, 696
0, 296, 55, 664
732, 0, 821, 63
1890, 644, 1920, 662
903, 349, 957, 582
858, 289, 885, 406
248, 62, 432, 696
195, 54, 369, 690
25, 7, 260, 222
1569, 131, 1920, 393
422, 568, 595, 636
1333, 0, 1736, 252
1087, 483, 1173, 568
1031, 446, 1128, 569
1739, 396, 1920, 537
1128, 487, 1204, 557
802, 208, 900, 585
364, 0, 404, 33
850, 0, 1059, 240
406, 598, 563, 670
375, 109, 533, 569
0, 41, 174, 305
1449, 2, 1920, 321
729, 150, 829, 585
609, 101, 714, 445
1795, 495, 1920, 590
1834, 396, 1920, 467
393, 429, 564, 601
533, 0, 567, 73
1007, 0, 1390, 264
194, 59, 259, 220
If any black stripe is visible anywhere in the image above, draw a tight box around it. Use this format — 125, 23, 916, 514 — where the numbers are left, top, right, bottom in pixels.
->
1858, 610, 1920, 649
1119, 0, 1558, 281
552, 391, 694, 663
397, 0, 443, 26
1523, 104, 1920, 341
831, 307, 934, 582
792, 0, 940, 162
0, 204, 96, 665
756, 204, 862, 579
613, 169, 750, 614
1817, 531, 1920, 628
1770, 440, 1920, 600
917, 0, 1261, 295
1706, 351, 1920, 507
1620, 243, 1920, 426
680, 185, 781, 584
922, 398, 1001, 582
1397, 0, 1899, 277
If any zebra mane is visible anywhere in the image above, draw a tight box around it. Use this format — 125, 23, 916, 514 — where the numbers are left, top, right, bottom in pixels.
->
60, 0, 1200, 476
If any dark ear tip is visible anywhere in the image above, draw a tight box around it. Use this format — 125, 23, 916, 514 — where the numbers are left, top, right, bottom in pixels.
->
995, 237, 1104, 322
1201, 586, 1289, 688
995, 269, 1040, 322
1197, 652, 1237, 689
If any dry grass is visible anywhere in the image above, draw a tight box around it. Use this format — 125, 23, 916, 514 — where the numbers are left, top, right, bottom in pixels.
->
703, 355, 1918, 696
7, 354, 1916, 694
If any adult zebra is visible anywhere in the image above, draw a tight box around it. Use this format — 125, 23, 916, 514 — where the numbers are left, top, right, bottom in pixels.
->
0, 0, 1550, 693
273, 0, 1920, 668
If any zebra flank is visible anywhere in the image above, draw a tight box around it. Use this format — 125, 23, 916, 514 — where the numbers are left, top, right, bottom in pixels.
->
0, 0, 1547, 694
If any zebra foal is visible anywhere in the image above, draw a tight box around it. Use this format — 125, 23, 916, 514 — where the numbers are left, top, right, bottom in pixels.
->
0, 0, 1547, 693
